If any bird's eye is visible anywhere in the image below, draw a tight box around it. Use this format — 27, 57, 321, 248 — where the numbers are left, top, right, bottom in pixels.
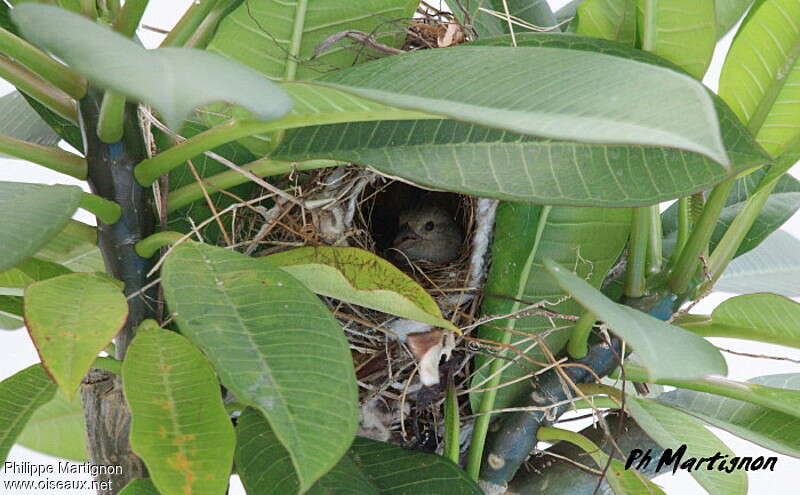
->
424, 221, 435, 231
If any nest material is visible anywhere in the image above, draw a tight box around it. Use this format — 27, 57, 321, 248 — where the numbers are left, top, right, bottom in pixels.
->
226, 163, 486, 449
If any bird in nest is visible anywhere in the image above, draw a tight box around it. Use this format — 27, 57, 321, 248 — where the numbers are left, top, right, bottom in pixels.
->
390, 205, 463, 265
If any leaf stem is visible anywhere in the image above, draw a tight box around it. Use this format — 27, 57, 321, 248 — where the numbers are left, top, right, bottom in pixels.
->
668, 179, 734, 295
0, 27, 86, 99
97, 91, 126, 143
112, 0, 149, 38
646, 204, 662, 274
183, 0, 240, 49
0, 133, 87, 178
285, 0, 308, 81
167, 158, 341, 212
701, 178, 778, 292
0, 55, 78, 122
625, 207, 650, 298
668, 196, 691, 268
160, 0, 220, 48
134, 231, 185, 258
80, 193, 122, 224
444, 376, 460, 465
566, 311, 595, 359
537, 426, 603, 463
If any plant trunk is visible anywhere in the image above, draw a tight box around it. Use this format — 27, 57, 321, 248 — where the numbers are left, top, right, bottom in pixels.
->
78, 89, 156, 494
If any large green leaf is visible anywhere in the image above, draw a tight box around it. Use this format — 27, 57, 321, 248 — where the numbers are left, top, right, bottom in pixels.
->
658, 374, 800, 457
12, 4, 291, 130
460, 0, 559, 38
716, 230, 800, 296
0, 181, 83, 272
261, 246, 456, 331
662, 169, 800, 259
0, 91, 61, 149
678, 293, 800, 348
236, 408, 379, 495
544, 259, 727, 381
574, 0, 637, 44
33, 220, 104, 273
16, 393, 87, 461
719, 0, 800, 156
275, 34, 769, 207
161, 242, 358, 491
0, 257, 71, 296
119, 479, 160, 495
349, 437, 482, 494
636, 0, 716, 79
207, 0, 418, 81
626, 397, 746, 495
0, 296, 23, 330
0, 364, 56, 462
124, 324, 235, 495
24, 273, 128, 398
471, 205, 630, 409
310, 45, 728, 167
716, 0, 756, 37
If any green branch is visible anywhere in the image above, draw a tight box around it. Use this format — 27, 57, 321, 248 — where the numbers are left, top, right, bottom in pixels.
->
0, 55, 77, 122
668, 178, 735, 295
566, 311, 596, 359
160, 0, 220, 48
167, 158, 341, 212
625, 207, 650, 298
444, 377, 460, 465
112, 0, 149, 38
0, 27, 86, 99
80, 193, 122, 224
0, 133, 86, 178
134, 231, 185, 258
668, 196, 691, 268
646, 204, 662, 274
97, 91, 126, 143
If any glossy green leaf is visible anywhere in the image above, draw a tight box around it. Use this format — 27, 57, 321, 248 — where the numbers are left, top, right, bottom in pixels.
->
544, 259, 727, 381
716, 0, 756, 37
658, 374, 800, 457
207, 0, 417, 81
626, 397, 746, 495
0, 296, 23, 330
275, 34, 769, 207
311, 45, 728, 167
716, 230, 800, 296
119, 479, 160, 495
0, 364, 56, 462
16, 393, 87, 461
637, 0, 716, 79
719, 0, 800, 155
471, 205, 630, 409
663, 169, 800, 259
574, 0, 636, 44
124, 325, 234, 495
0, 91, 60, 150
678, 293, 800, 348
350, 437, 482, 494
0, 181, 83, 272
24, 273, 128, 398
12, 4, 291, 130
461, 0, 559, 38
33, 220, 104, 273
161, 242, 358, 491
261, 246, 456, 331
0, 257, 71, 296
236, 408, 378, 495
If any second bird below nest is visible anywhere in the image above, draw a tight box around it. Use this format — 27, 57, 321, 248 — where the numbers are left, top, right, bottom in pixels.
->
390, 204, 463, 265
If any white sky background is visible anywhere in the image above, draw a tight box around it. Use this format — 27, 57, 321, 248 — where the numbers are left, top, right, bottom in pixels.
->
0, 1, 798, 494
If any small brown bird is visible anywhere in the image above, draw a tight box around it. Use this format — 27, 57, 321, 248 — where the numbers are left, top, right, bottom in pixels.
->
391, 205, 463, 264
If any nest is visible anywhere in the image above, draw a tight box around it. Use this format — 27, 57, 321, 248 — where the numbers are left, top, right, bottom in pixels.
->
220, 163, 492, 451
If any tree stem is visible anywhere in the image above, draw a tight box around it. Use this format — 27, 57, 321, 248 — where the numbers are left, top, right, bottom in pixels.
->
79, 88, 155, 494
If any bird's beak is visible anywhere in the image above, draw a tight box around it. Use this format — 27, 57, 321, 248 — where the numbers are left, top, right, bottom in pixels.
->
393, 223, 420, 248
